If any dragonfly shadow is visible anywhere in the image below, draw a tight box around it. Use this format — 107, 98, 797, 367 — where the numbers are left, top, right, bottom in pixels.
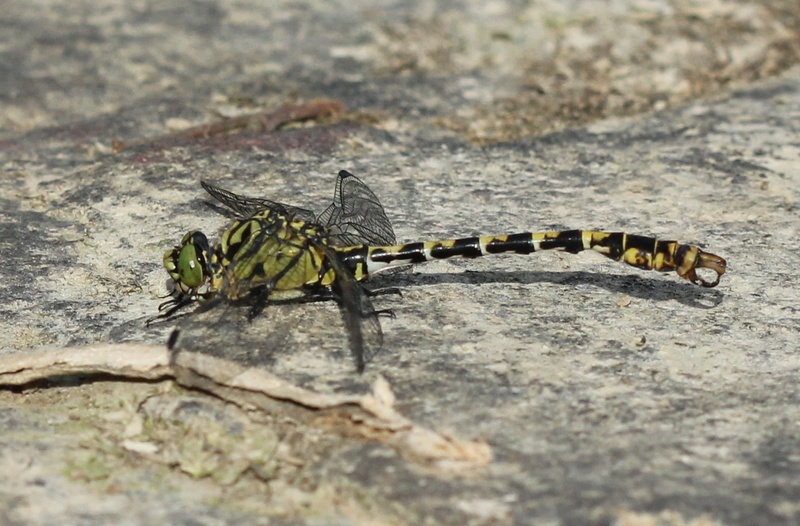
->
376, 269, 725, 309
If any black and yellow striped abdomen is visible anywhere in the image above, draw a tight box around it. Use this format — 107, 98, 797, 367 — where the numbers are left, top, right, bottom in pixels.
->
336, 230, 726, 288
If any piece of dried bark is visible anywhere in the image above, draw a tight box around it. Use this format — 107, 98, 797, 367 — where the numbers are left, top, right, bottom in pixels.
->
112, 99, 345, 152
0, 344, 492, 473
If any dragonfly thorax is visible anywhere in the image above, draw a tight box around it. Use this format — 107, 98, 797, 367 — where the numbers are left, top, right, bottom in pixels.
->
213, 213, 339, 299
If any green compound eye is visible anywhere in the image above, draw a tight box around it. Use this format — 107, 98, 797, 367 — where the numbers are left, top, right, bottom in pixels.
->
164, 230, 210, 291
177, 242, 204, 288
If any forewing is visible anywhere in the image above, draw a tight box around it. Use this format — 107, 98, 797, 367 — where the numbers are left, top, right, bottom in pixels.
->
201, 181, 317, 222
317, 170, 396, 246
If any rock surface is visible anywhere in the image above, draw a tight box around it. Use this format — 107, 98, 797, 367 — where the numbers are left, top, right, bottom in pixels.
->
2, 1, 800, 524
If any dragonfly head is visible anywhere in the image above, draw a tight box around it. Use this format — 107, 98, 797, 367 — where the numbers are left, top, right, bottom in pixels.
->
163, 230, 213, 295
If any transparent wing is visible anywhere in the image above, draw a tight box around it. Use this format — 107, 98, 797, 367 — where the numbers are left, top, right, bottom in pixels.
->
317, 170, 397, 247
325, 247, 384, 372
201, 181, 317, 222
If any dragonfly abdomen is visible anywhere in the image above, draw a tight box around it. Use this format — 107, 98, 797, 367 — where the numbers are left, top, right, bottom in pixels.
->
337, 229, 726, 288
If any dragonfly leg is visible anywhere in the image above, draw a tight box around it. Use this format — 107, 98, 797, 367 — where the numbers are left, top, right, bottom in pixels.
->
248, 287, 269, 321
297, 287, 338, 303
371, 308, 396, 320
145, 295, 195, 326
364, 286, 403, 298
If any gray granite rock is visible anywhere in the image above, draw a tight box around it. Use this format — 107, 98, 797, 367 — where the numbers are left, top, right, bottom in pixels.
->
2, 1, 800, 524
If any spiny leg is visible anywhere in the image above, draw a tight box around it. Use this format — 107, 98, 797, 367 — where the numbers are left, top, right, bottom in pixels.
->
244, 282, 336, 320
364, 286, 403, 298
248, 287, 270, 321
372, 308, 396, 320
146, 295, 197, 326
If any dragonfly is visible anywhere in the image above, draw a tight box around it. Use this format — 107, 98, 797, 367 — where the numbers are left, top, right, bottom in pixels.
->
149, 170, 727, 372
